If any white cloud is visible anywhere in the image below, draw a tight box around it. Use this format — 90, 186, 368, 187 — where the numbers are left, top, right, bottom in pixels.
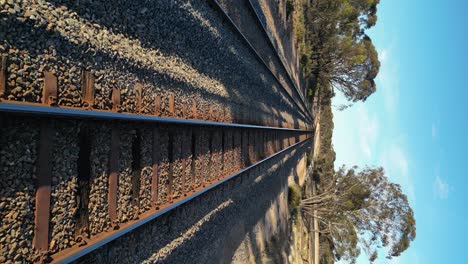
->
394, 148, 408, 176
379, 143, 415, 204
375, 45, 400, 116
433, 175, 450, 200
332, 100, 379, 168
381, 143, 408, 176
379, 48, 388, 62
358, 107, 379, 159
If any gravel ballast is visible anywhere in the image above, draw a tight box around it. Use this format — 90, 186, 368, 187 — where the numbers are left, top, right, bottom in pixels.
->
49, 121, 80, 253
88, 123, 111, 236
0, 0, 309, 129
0, 119, 39, 263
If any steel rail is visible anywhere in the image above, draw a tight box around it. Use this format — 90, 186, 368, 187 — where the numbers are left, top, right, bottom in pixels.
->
53, 136, 312, 263
0, 102, 312, 133
245, 0, 311, 112
209, 0, 313, 123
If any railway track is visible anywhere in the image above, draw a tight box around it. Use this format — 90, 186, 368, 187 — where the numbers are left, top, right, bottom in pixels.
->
0, 1, 313, 263
209, 0, 313, 122
0, 102, 311, 263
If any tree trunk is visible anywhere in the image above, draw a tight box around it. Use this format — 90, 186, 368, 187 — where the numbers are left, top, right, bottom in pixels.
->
313, 181, 319, 264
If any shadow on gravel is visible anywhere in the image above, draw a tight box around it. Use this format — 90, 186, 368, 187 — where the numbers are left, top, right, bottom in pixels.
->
3, 14, 289, 125
36, 0, 307, 127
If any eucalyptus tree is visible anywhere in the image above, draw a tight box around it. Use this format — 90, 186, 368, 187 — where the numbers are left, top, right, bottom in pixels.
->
302, 166, 416, 263
300, 0, 381, 103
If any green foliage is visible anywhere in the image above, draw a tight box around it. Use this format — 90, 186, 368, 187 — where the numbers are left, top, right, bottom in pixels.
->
308, 166, 417, 263
288, 184, 302, 220
296, 0, 381, 103
314, 94, 336, 181
291, 0, 307, 49
286, 0, 295, 18
294, 8, 305, 42
319, 236, 336, 264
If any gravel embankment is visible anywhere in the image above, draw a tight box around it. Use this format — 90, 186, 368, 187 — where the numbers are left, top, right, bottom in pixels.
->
139, 127, 153, 214
0, 119, 39, 263
117, 127, 137, 223
194, 128, 210, 188
0, 0, 309, 129
233, 131, 243, 172
181, 129, 194, 194
216, 0, 308, 116
249, 0, 301, 87
171, 130, 184, 200
156, 127, 170, 206
208, 130, 223, 183
49, 121, 80, 253
88, 123, 111, 236
222, 130, 235, 176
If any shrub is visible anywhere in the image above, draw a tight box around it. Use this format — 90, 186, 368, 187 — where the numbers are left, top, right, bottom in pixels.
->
288, 184, 302, 220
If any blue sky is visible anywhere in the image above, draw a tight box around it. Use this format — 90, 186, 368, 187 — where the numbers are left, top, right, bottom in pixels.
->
332, 0, 468, 263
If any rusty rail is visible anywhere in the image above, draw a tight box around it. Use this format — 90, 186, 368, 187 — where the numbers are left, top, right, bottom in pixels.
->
0, 66, 310, 130
0, 102, 309, 132
0, 57, 309, 130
